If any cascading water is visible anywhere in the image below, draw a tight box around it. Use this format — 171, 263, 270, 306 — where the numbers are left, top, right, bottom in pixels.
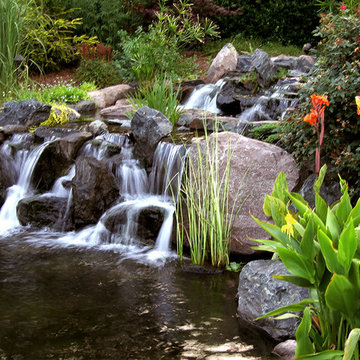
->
56, 135, 186, 265
180, 79, 225, 114
0, 135, 54, 233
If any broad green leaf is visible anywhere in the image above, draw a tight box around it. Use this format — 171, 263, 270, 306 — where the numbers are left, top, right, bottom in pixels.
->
325, 274, 360, 319
343, 328, 360, 360
273, 274, 314, 288
349, 197, 360, 224
336, 191, 352, 227
317, 228, 344, 275
255, 298, 315, 320
295, 307, 314, 357
313, 164, 327, 194
274, 313, 299, 320
289, 193, 327, 233
272, 171, 289, 204
315, 193, 328, 223
301, 216, 316, 262
295, 350, 343, 359
325, 208, 340, 247
263, 194, 273, 217
278, 247, 315, 283
288, 192, 311, 216
337, 218, 357, 274
270, 198, 289, 228
251, 216, 291, 247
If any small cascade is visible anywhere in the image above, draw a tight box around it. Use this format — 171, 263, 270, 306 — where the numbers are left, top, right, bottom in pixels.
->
0, 136, 54, 233
180, 79, 225, 114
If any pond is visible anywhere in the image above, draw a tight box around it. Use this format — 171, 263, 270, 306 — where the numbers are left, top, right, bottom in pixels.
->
0, 229, 276, 360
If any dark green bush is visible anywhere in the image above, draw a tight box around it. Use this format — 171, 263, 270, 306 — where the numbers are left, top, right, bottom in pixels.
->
76, 59, 123, 89
279, 9, 360, 196
214, 0, 319, 45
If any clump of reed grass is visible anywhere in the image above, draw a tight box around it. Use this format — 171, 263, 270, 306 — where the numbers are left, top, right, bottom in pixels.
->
127, 76, 183, 126
176, 120, 246, 268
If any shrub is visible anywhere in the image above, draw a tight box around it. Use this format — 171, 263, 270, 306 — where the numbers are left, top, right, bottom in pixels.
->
22, 4, 97, 72
252, 166, 360, 359
76, 59, 123, 89
279, 9, 360, 196
116, 0, 219, 82
213, 0, 319, 46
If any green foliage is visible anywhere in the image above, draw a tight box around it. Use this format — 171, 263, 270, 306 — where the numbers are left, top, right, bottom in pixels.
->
127, 77, 182, 126
253, 165, 360, 359
0, 0, 29, 100
61, 0, 143, 47
76, 59, 123, 89
22, 3, 97, 72
248, 123, 280, 144
117, 0, 218, 82
279, 10, 360, 197
315, 0, 359, 14
213, 0, 319, 46
15, 82, 96, 104
176, 123, 246, 267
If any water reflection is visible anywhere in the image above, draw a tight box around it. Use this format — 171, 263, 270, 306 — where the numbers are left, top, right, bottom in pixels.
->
0, 231, 276, 359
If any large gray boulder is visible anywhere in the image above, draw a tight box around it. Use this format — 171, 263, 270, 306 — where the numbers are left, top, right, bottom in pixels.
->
131, 106, 173, 169
88, 84, 133, 108
206, 43, 239, 84
72, 156, 119, 228
187, 132, 299, 255
0, 100, 51, 127
237, 260, 309, 341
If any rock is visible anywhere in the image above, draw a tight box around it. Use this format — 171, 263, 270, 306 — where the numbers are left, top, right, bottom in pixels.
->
295, 55, 315, 73
72, 156, 119, 228
187, 132, 299, 255
0, 124, 29, 136
273, 340, 297, 360
131, 106, 173, 169
100, 98, 135, 120
298, 173, 341, 209
137, 206, 165, 241
32, 132, 92, 191
17, 195, 68, 229
251, 49, 277, 88
237, 260, 309, 341
34, 127, 81, 142
69, 100, 96, 115
0, 100, 51, 128
236, 54, 253, 73
88, 84, 133, 109
272, 55, 297, 70
206, 43, 239, 84
86, 120, 108, 136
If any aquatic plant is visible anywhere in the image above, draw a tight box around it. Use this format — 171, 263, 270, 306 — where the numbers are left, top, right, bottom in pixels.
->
252, 165, 360, 359
175, 121, 245, 267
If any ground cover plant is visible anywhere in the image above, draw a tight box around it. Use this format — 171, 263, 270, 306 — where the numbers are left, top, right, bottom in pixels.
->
252, 165, 360, 359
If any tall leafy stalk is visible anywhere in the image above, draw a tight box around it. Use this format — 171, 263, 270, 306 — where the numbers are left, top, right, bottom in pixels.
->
176, 121, 245, 267
0, 0, 29, 98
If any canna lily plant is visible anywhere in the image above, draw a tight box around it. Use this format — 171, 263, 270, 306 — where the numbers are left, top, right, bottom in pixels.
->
303, 94, 329, 175
252, 165, 360, 359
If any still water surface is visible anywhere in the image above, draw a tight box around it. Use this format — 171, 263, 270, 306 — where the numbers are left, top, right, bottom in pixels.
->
0, 229, 276, 359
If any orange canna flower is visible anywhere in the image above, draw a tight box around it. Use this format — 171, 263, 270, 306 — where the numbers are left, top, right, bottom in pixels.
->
356, 96, 360, 115
311, 94, 329, 109
304, 108, 318, 125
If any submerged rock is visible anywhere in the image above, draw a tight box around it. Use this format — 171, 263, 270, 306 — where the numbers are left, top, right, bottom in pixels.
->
72, 156, 119, 228
237, 260, 308, 341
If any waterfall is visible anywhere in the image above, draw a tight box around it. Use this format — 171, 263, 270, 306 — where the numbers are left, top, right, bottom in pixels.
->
180, 79, 225, 114
57, 137, 187, 265
0, 136, 54, 233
